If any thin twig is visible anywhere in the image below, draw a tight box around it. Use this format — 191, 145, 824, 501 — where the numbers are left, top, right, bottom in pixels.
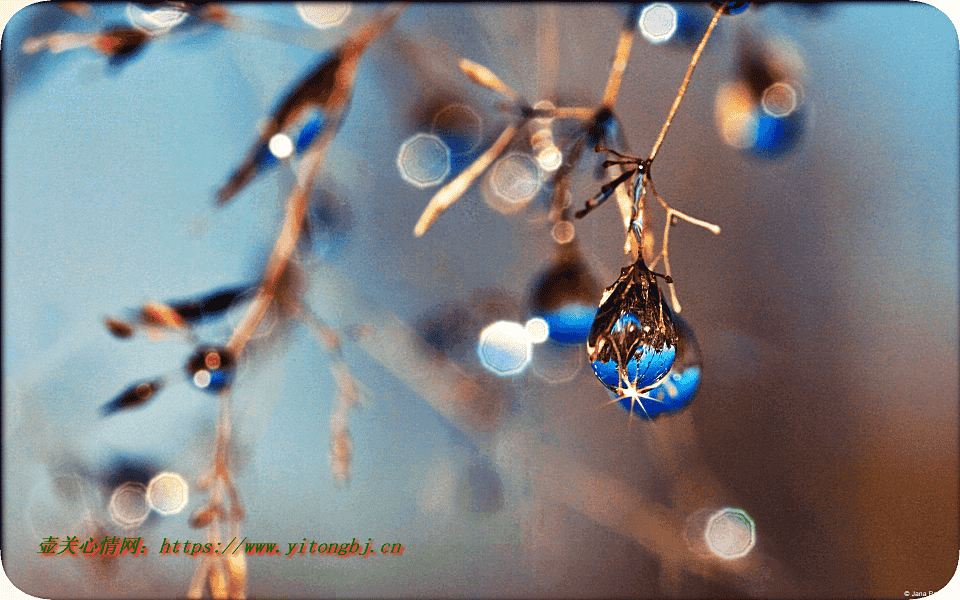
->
548, 106, 597, 120
643, 176, 721, 312
601, 18, 636, 107
459, 58, 523, 103
413, 122, 520, 236
647, 3, 726, 163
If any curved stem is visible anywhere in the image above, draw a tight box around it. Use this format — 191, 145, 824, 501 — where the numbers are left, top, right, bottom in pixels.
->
647, 3, 727, 163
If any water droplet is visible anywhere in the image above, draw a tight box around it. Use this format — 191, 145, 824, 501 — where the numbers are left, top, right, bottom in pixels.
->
587, 258, 677, 395
185, 346, 237, 393
530, 252, 600, 345
295, 112, 324, 153
618, 313, 701, 418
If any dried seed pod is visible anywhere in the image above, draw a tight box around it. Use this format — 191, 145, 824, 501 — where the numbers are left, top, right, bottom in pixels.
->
101, 379, 164, 416
93, 25, 150, 66
216, 7, 402, 205
169, 284, 256, 324
104, 317, 134, 339
140, 301, 186, 330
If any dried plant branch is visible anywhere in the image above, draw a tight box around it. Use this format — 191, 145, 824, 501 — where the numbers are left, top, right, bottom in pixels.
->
296, 301, 361, 482
548, 106, 597, 120
189, 9, 401, 598
416, 14, 643, 238
198, 4, 335, 51
459, 58, 523, 103
413, 122, 520, 236
647, 3, 726, 164
574, 4, 728, 310
600, 15, 637, 108
643, 176, 721, 313
216, 6, 403, 205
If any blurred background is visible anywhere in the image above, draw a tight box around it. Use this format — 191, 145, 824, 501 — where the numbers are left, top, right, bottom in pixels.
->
2, 3, 958, 598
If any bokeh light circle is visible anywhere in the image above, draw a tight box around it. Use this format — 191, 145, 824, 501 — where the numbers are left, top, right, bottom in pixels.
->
524, 317, 549, 344
705, 507, 756, 559
269, 133, 295, 159
639, 3, 678, 44
296, 3, 352, 29
536, 145, 563, 172
477, 320, 533, 376
761, 82, 799, 117
551, 220, 575, 244
146, 472, 189, 515
108, 482, 150, 530
483, 152, 541, 214
397, 133, 452, 188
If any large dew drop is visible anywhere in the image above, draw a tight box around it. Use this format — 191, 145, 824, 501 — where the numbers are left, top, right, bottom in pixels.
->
617, 313, 701, 419
587, 257, 677, 396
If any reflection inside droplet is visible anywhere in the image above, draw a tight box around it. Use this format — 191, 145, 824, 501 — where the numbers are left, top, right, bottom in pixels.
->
147, 472, 188, 515
619, 314, 701, 418
706, 507, 756, 559
397, 133, 452, 188
477, 321, 532, 376
587, 260, 677, 394
639, 3, 678, 44
591, 313, 676, 391
108, 482, 150, 530
296, 3, 352, 29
